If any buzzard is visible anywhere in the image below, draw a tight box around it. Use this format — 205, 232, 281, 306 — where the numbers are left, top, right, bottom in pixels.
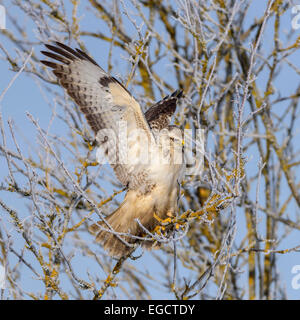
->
41, 42, 185, 258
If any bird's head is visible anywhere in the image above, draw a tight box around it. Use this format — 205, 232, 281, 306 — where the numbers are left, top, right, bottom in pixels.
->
158, 126, 184, 164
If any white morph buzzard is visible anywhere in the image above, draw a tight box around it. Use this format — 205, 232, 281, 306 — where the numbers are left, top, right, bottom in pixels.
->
41, 42, 185, 258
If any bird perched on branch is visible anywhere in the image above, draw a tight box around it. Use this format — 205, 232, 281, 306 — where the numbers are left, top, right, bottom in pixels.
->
41, 42, 185, 258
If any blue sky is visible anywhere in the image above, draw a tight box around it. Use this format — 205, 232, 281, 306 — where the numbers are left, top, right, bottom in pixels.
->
0, 0, 300, 299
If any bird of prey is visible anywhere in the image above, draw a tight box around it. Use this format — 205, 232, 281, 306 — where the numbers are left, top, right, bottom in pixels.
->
41, 42, 185, 258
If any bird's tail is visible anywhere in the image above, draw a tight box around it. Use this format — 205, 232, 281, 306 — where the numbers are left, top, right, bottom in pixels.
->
89, 191, 159, 258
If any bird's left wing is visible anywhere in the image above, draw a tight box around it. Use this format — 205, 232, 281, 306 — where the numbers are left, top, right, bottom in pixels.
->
145, 89, 183, 132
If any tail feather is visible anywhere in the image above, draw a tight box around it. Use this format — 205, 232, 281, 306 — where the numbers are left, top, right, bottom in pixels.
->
89, 190, 175, 258
89, 209, 134, 258
89, 204, 155, 258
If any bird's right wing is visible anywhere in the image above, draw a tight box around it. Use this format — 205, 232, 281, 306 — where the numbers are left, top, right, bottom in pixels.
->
41, 42, 155, 189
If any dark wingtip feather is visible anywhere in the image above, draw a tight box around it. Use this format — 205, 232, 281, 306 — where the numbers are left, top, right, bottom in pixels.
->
54, 42, 84, 60
42, 42, 100, 67
75, 48, 99, 66
40, 50, 70, 64
171, 89, 184, 99
54, 41, 67, 48
40, 60, 57, 68
44, 43, 75, 61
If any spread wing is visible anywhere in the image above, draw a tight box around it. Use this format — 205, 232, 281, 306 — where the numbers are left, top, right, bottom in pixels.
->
145, 89, 183, 132
40, 42, 154, 189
